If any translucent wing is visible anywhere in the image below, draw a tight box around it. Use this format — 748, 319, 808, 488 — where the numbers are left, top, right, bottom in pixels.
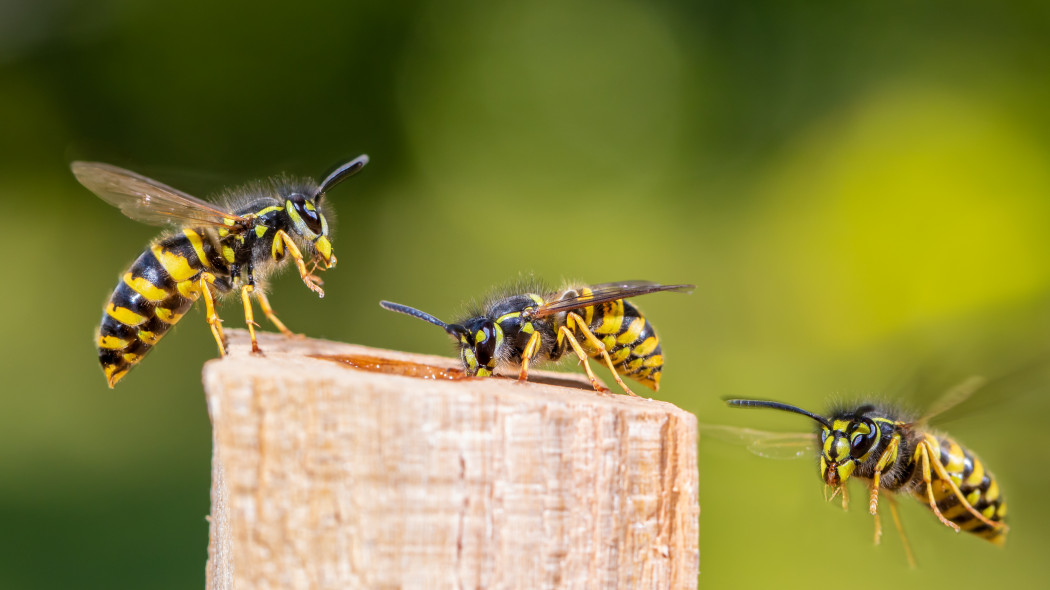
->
72, 161, 249, 229
530, 280, 694, 319
917, 375, 987, 425
701, 424, 817, 460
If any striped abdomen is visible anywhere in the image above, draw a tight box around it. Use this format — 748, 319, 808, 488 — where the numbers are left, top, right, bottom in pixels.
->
908, 433, 1007, 545
97, 228, 223, 387
573, 292, 664, 390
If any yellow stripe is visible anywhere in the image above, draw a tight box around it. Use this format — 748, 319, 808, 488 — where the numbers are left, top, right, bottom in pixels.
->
98, 335, 131, 349
255, 205, 281, 216
943, 441, 966, 476
616, 317, 645, 344
997, 502, 1007, 518
595, 301, 624, 335
255, 225, 268, 238
624, 358, 644, 373
150, 243, 198, 282
137, 330, 160, 345
270, 237, 283, 259
154, 307, 185, 324
964, 459, 985, 488
177, 280, 201, 299
223, 245, 236, 263
984, 479, 1000, 503
959, 517, 986, 531
643, 354, 663, 367
123, 272, 169, 301
104, 364, 128, 387
632, 336, 659, 356
106, 303, 148, 326
183, 229, 212, 269
610, 347, 631, 364
122, 352, 142, 364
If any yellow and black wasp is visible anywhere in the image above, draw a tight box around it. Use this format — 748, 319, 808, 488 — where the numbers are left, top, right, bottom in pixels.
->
74, 155, 369, 387
380, 280, 693, 395
714, 377, 1008, 566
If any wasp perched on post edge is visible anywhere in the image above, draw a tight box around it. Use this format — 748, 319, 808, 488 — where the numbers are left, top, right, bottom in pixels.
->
714, 376, 1008, 566
74, 155, 369, 387
380, 280, 693, 395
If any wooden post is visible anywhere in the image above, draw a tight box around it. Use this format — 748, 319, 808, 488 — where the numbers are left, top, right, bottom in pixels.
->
204, 329, 699, 589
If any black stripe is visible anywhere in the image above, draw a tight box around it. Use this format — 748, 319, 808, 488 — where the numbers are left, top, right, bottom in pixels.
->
155, 234, 205, 270
111, 282, 155, 318
129, 249, 176, 292
99, 315, 137, 340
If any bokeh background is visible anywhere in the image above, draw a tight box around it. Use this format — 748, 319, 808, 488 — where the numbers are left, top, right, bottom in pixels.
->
2, 0, 1050, 588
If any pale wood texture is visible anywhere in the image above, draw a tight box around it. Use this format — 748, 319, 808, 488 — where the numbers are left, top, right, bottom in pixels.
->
204, 329, 699, 590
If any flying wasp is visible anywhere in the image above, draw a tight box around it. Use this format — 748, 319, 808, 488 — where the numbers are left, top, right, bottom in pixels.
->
713, 376, 1008, 566
74, 155, 369, 387
380, 280, 693, 395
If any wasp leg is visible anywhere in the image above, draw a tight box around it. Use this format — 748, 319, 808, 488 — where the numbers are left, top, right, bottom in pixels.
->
255, 290, 297, 337
841, 483, 850, 511
565, 312, 637, 396
917, 442, 961, 532
518, 330, 542, 382
556, 325, 611, 394
869, 434, 902, 516
924, 441, 1008, 531
239, 285, 263, 354
199, 273, 226, 357
276, 230, 324, 297
886, 494, 917, 569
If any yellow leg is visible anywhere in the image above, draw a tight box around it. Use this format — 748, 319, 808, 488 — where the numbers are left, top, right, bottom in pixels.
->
557, 326, 610, 394
199, 274, 226, 357
869, 436, 900, 516
277, 230, 324, 297
518, 330, 542, 382
255, 290, 295, 337
240, 285, 262, 353
565, 312, 637, 396
841, 483, 850, 511
873, 497, 882, 545
918, 443, 961, 532
925, 442, 1007, 531
886, 494, 917, 569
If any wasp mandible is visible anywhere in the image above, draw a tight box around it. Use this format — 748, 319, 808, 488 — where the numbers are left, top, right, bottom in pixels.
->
381, 280, 693, 396
75, 155, 369, 386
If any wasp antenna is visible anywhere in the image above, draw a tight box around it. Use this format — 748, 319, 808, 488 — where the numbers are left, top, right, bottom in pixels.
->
317, 154, 369, 200
380, 300, 465, 337
726, 399, 832, 429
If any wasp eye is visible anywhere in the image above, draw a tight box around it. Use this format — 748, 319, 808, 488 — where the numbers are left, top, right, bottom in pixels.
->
290, 194, 324, 234
474, 321, 498, 367
849, 419, 877, 459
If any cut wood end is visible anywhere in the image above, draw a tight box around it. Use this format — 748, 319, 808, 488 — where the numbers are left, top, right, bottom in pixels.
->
204, 329, 699, 590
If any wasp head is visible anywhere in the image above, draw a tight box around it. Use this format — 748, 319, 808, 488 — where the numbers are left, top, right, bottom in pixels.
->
379, 301, 504, 377
284, 155, 369, 270
819, 409, 881, 486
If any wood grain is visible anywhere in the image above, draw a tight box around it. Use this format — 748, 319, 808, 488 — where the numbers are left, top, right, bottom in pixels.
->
204, 329, 698, 589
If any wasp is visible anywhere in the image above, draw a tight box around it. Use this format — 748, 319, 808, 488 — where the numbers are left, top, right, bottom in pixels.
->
74, 155, 369, 387
380, 280, 693, 395
715, 376, 1008, 566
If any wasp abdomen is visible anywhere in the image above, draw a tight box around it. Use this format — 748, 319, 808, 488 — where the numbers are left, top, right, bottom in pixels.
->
913, 434, 1007, 545
576, 294, 664, 391
97, 229, 217, 387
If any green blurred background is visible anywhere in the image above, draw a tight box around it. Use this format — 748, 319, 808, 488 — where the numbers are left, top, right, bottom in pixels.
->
2, 0, 1050, 587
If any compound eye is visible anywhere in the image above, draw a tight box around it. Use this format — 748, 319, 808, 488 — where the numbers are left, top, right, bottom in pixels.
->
291, 194, 324, 234
849, 419, 877, 459
474, 321, 498, 367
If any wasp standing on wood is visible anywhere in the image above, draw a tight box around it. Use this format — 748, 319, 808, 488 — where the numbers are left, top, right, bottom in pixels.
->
74, 155, 369, 387
380, 280, 693, 395
713, 376, 1008, 566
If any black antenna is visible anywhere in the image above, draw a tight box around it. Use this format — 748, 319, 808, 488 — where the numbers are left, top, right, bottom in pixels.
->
380, 300, 466, 337
317, 154, 369, 200
726, 399, 833, 428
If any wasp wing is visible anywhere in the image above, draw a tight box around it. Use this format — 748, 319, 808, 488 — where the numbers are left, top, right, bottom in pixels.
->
701, 424, 817, 460
916, 375, 987, 425
72, 161, 249, 230
530, 281, 694, 319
